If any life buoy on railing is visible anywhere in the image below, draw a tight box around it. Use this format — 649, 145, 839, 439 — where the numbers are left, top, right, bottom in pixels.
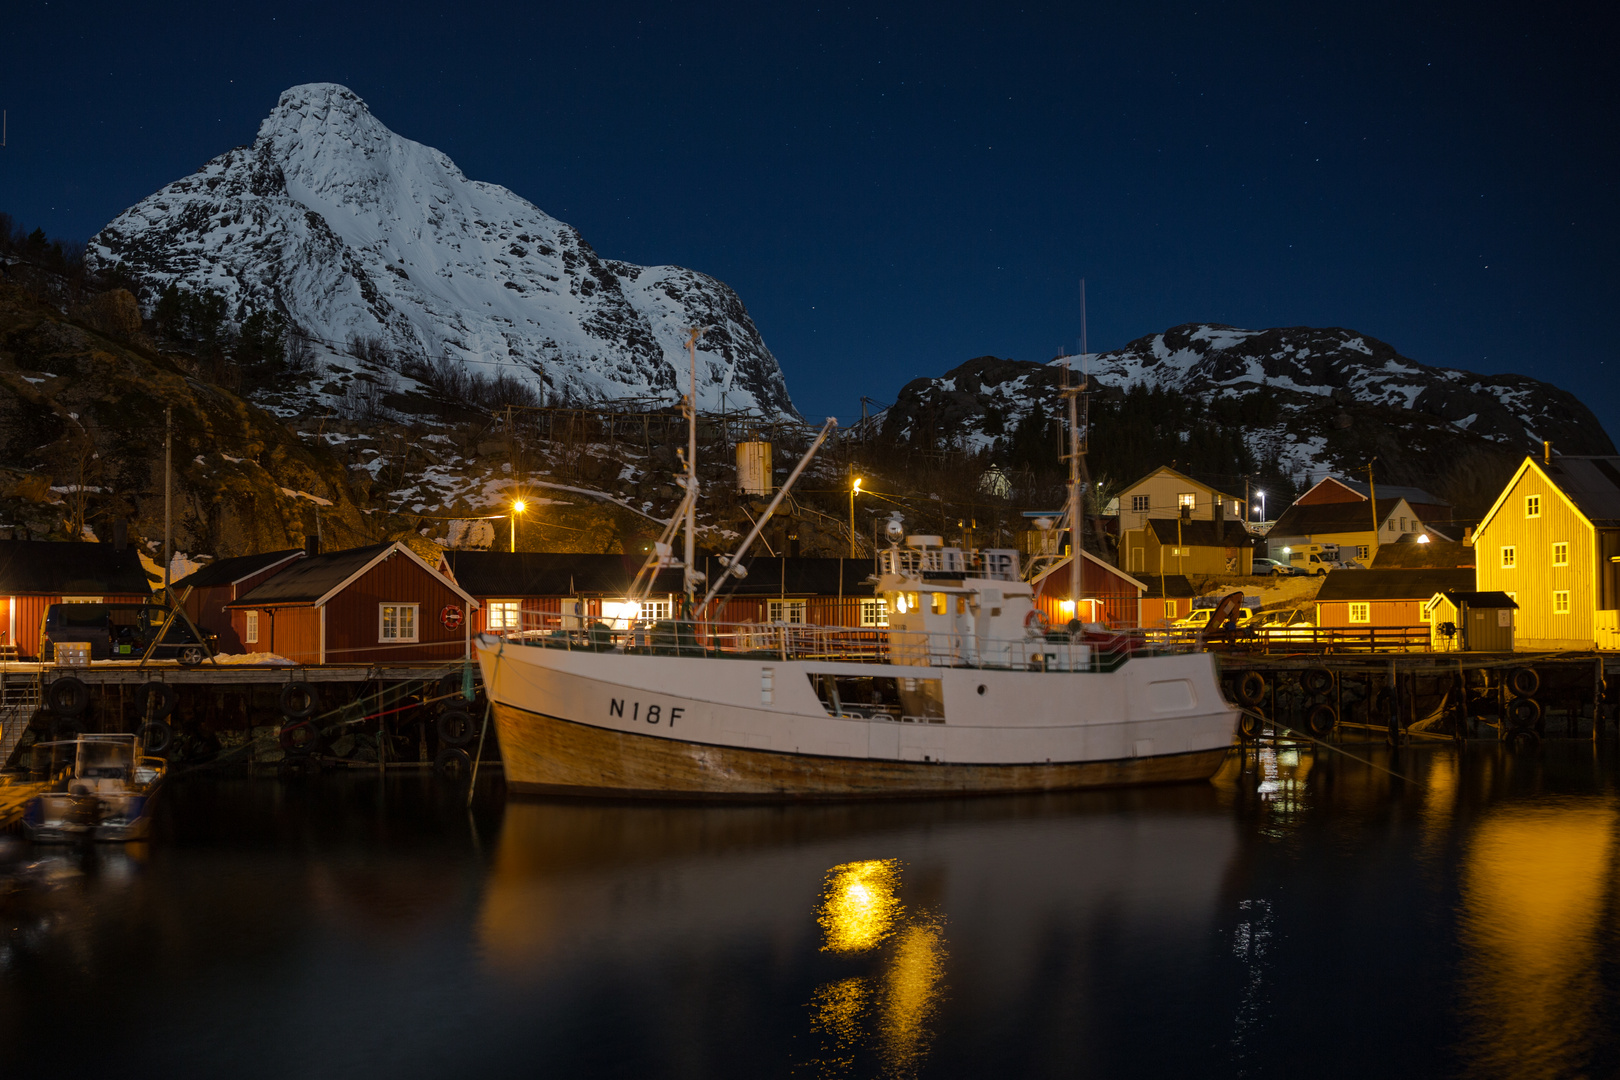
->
1236, 671, 1267, 707
1024, 609, 1049, 634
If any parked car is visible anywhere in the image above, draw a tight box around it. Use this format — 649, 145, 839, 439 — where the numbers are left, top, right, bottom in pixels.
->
41, 603, 217, 665
1252, 557, 1291, 577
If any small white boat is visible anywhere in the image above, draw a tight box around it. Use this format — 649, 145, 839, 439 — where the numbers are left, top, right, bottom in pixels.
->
23, 735, 165, 842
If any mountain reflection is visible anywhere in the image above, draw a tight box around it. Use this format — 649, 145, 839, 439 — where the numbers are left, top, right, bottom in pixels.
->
1458, 799, 1618, 1080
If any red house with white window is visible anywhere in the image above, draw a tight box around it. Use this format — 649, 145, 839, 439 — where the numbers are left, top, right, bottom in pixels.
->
226, 542, 478, 664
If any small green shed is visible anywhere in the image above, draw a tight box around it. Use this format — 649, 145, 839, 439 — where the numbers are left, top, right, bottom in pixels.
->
1426, 590, 1518, 652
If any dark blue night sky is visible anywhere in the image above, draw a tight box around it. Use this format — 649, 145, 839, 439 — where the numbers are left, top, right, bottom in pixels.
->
3, 1, 1616, 437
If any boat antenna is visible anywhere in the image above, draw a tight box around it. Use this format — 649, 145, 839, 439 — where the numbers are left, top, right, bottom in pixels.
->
682, 326, 710, 613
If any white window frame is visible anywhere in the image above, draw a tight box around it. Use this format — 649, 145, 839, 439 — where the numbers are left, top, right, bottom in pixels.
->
1164, 600, 1178, 619
1356, 545, 1369, 561
1553, 590, 1570, 615
1177, 492, 1196, 510
1500, 545, 1516, 569
1349, 602, 1371, 623
379, 603, 419, 643
1525, 494, 1541, 518
768, 599, 808, 624
487, 600, 521, 632
1131, 494, 1150, 512
859, 598, 889, 628
640, 599, 673, 622
244, 610, 260, 645
1552, 542, 1568, 567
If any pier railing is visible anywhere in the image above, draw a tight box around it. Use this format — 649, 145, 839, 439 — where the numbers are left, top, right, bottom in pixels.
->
485, 612, 1189, 673
1147, 625, 1433, 654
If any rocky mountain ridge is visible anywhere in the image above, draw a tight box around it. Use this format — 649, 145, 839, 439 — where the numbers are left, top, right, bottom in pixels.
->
86, 83, 795, 417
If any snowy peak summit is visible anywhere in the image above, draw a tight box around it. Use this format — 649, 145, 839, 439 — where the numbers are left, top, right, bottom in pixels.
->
88, 83, 795, 415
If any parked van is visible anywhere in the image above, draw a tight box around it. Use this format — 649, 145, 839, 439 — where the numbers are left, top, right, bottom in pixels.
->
40, 603, 216, 665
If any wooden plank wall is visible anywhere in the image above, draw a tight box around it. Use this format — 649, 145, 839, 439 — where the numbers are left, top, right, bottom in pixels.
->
325, 550, 472, 663
1315, 598, 1424, 628
6, 593, 152, 660
1477, 464, 1595, 647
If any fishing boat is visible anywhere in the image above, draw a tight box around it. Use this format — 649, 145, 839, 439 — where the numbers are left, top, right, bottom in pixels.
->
474, 333, 1239, 799
23, 734, 165, 842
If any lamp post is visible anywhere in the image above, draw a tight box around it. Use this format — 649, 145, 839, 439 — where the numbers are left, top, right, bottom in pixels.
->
510, 498, 526, 552
1255, 491, 1266, 524
849, 478, 862, 558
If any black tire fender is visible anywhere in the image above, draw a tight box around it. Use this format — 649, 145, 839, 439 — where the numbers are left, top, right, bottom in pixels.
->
1506, 727, 1540, 752
137, 721, 174, 756
1236, 671, 1267, 708
47, 677, 89, 717
437, 708, 476, 747
278, 721, 320, 756
279, 681, 319, 720
1307, 703, 1337, 737
1301, 668, 1333, 696
434, 747, 472, 780
1237, 712, 1263, 740
1508, 696, 1542, 729
134, 681, 178, 721
1509, 667, 1540, 698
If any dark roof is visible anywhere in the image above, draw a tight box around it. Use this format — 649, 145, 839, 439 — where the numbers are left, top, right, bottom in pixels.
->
1370, 540, 1476, 569
1332, 479, 1447, 506
1133, 574, 1199, 599
229, 543, 394, 606
1436, 590, 1518, 609
173, 549, 303, 590
1315, 567, 1475, 602
0, 540, 151, 595
1538, 455, 1620, 527
440, 551, 875, 598
1271, 497, 1408, 537
1143, 518, 1255, 547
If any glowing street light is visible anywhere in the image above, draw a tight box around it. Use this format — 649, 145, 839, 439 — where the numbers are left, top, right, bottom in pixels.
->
510, 498, 527, 552
1255, 490, 1266, 523
849, 477, 863, 558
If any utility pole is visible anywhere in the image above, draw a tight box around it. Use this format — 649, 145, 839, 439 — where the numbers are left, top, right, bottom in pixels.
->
1366, 458, 1379, 557
849, 476, 862, 558
163, 406, 172, 598
1244, 476, 1251, 525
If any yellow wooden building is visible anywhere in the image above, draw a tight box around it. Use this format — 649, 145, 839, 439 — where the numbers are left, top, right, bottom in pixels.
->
1116, 466, 1246, 534
1265, 496, 1424, 566
1122, 516, 1254, 577
1473, 453, 1620, 651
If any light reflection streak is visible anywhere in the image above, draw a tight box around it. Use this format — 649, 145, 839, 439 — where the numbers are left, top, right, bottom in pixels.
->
817, 859, 902, 955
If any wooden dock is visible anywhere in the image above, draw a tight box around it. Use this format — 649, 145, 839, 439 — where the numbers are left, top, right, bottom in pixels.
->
0, 780, 46, 831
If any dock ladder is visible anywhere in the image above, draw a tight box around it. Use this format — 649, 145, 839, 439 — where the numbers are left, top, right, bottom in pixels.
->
0, 672, 42, 769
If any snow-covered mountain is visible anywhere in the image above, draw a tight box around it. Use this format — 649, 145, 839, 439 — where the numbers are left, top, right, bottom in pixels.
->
87, 83, 795, 415
883, 324, 1614, 511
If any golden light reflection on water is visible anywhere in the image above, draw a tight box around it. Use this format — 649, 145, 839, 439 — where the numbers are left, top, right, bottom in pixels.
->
803, 860, 947, 1079
1458, 800, 1617, 1080
818, 859, 903, 954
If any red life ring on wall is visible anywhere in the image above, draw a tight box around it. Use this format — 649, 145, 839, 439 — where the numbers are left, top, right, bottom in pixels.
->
441, 605, 464, 631
1024, 609, 1049, 633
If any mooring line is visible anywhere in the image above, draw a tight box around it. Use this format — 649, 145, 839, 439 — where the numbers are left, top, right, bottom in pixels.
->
1239, 707, 1419, 785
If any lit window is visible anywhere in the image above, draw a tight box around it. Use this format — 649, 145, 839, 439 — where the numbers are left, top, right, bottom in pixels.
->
1500, 546, 1516, 569
487, 601, 521, 631
1178, 493, 1196, 510
768, 599, 807, 624
1553, 591, 1570, 614
1164, 600, 1178, 619
860, 599, 889, 627
245, 610, 259, 645
640, 599, 672, 622
1131, 494, 1150, 512
1525, 494, 1541, 518
379, 604, 419, 642
1170, 546, 1188, 557
1552, 542, 1568, 566
930, 593, 948, 615
1349, 602, 1370, 623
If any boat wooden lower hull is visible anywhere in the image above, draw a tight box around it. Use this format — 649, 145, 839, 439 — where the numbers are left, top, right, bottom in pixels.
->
492, 701, 1232, 800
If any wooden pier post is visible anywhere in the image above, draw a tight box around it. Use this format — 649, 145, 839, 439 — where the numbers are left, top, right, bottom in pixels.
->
1387, 659, 1399, 746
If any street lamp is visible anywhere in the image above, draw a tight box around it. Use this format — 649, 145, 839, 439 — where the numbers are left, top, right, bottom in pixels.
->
1255, 491, 1266, 523
849, 478, 862, 558
510, 498, 527, 552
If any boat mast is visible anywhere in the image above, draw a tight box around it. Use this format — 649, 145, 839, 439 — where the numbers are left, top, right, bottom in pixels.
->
1062, 380, 1083, 623
683, 327, 705, 613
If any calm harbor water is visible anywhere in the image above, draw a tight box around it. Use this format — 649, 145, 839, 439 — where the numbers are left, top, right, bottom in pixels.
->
2, 743, 1619, 1079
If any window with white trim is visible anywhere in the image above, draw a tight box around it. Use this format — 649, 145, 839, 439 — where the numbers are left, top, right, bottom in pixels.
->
768, 599, 807, 624
1178, 492, 1196, 510
1349, 602, 1370, 623
1552, 542, 1568, 567
1356, 545, 1370, 560
1525, 494, 1541, 518
1131, 494, 1150, 512
1164, 600, 1178, 619
640, 599, 672, 622
379, 604, 419, 642
1500, 546, 1516, 569
1553, 591, 1570, 615
244, 610, 259, 644
487, 601, 521, 631
860, 599, 889, 627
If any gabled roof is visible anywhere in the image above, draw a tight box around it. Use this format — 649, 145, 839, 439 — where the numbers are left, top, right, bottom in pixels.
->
1370, 540, 1475, 569
0, 540, 151, 595
173, 549, 303, 590
1477, 455, 1620, 535
1030, 549, 1147, 594
1132, 574, 1199, 599
1270, 497, 1409, 538
1429, 590, 1517, 610
1316, 477, 1448, 506
231, 542, 477, 608
1117, 465, 1238, 502
1142, 518, 1254, 547
1315, 567, 1474, 602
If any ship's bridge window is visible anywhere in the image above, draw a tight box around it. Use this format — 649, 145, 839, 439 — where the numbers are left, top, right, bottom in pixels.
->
931, 593, 947, 615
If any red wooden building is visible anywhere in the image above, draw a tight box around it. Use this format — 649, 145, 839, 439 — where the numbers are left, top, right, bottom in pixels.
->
1133, 574, 1201, 627
1314, 567, 1474, 629
0, 539, 153, 660
1029, 551, 1147, 628
174, 548, 304, 654
226, 542, 478, 664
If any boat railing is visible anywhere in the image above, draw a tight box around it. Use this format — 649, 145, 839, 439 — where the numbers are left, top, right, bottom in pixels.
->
486, 612, 1192, 673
